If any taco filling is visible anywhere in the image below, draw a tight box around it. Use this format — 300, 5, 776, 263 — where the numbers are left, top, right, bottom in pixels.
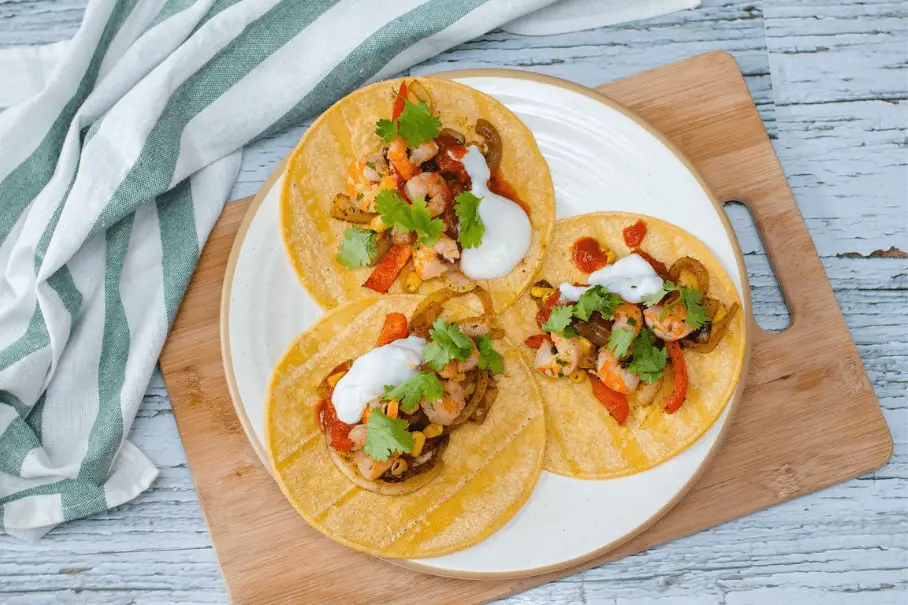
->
333, 80, 532, 294
315, 289, 506, 488
523, 218, 740, 425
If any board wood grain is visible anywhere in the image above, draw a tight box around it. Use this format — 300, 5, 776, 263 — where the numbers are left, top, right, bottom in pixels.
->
159, 51, 892, 604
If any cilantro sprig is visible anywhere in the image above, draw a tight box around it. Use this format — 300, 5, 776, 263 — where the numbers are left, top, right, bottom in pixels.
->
454, 191, 485, 249
627, 328, 668, 383
375, 189, 443, 246
607, 327, 635, 359
541, 304, 576, 338
423, 319, 473, 371
364, 409, 413, 462
572, 286, 620, 322
382, 372, 443, 413
375, 98, 442, 147
336, 227, 377, 269
641, 280, 709, 330
475, 334, 504, 375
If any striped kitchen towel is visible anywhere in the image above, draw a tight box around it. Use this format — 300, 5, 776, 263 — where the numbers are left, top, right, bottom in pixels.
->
0, 0, 563, 541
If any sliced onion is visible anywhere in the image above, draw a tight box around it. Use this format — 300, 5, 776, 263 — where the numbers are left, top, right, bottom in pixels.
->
406, 80, 435, 114
471, 381, 498, 424
439, 128, 465, 145
684, 302, 739, 353
455, 370, 489, 426
669, 256, 710, 294
475, 119, 502, 172
573, 314, 613, 348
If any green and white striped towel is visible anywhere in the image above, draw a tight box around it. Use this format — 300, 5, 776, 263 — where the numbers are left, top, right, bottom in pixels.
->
0, 0, 565, 541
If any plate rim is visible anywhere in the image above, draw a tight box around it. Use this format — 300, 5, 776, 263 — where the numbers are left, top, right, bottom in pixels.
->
219, 68, 753, 579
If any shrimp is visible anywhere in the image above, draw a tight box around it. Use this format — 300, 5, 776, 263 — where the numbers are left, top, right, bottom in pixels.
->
421, 380, 466, 426
613, 303, 643, 337
348, 424, 368, 451
409, 140, 439, 165
347, 161, 397, 211
354, 451, 392, 480
362, 152, 389, 182
412, 234, 460, 280
596, 347, 640, 394
388, 136, 417, 180
405, 172, 452, 217
631, 376, 664, 407
455, 316, 490, 338
535, 333, 581, 378
439, 344, 480, 379
644, 303, 694, 341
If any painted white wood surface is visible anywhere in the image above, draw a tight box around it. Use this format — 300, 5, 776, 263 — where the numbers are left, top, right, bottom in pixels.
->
0, 1, 905, 603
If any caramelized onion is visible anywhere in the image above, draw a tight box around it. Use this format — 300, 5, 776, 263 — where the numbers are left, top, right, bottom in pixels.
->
684, 302, 739, 353
471, 381, 498, 424
331, 193, 375, 224
669, 256, 710, 294
456, 370, 489, 426
573, 314, 613, 348
475, 119, 502, 172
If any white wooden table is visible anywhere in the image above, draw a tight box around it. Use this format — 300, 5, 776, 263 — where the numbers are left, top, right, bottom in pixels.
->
1, 1, 905, 603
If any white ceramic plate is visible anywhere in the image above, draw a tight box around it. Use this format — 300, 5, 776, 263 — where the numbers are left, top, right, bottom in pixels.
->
221, 70, 750, 578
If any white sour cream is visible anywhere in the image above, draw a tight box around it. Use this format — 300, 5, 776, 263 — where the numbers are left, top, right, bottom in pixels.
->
457, 147, 532, 280
331, 335, 425, 424
558, 254, 662, 304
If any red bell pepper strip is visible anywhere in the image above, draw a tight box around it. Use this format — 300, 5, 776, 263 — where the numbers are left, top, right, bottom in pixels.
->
590, 375, 629, 425
363, 243, 411, 293
392, 81, 408, 120
663, 341, 688, 413
535, 291, 561, 329
524, 334, 553, 349
376, 312, 409, 346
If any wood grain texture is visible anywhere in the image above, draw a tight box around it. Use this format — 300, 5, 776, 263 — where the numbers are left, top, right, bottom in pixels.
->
1, 1, 905, 604
153, 51, 891, 604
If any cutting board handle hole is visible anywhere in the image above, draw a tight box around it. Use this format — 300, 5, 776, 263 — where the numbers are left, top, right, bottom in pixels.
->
722, 200, 791, 332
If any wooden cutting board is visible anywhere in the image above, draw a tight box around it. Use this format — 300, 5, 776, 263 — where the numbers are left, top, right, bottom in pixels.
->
159, 51, 892, 604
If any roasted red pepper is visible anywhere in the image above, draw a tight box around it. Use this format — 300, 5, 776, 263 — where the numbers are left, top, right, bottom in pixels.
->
524, 334, 553, 349
392, 81, 407, 120
316, 398, 355, 452
590, 375, 629, 425
663, 341, 688, 414
376, 312, 409, 346
623, 219, 648, 248
363, 243, 411, 293
535, 291, 561, 329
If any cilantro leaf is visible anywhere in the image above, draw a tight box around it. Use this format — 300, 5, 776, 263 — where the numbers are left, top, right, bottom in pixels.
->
475, 334, 504, 375
375, 118, 399, 142
336, 227, 376, 269
627, 328, 668, 383
572, 286, 620, 321
542, 304, 575, 335
679, 287, 708, 330
364, 409, 413, 461
641, 280, 678, 307
409, 197, 444, 246
382, 371, 443, 413
397, 100, 442, 147
607, 327, 635, 359
423, 319, 474, 371
454, 191, 485, 248
375, 189, 443, 246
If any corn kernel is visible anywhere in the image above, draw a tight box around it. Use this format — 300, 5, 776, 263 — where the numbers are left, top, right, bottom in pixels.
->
568, 369, 587, 384
576, 336, 594, 355
530, 286, 554, 299
386, 399, 399, 420
370, 215, 387, 233
605, 249, 617, 265
404, 271, 422, 293
410, 431, 426, 458
423, 423, 443, 439
326, 371, 346, 388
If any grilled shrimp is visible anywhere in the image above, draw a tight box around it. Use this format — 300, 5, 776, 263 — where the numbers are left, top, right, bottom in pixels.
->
354, 451, 393, 480
388, 136, 417, 180
535, 333, 581, 378
613, 303, 643, 337
421, 380, 466, 426
405, 172, 452, 217
412, 234, 460, 280
409, 140, 439, 165
348, 424, 368, 451
439, 344, 480, 379
596, 347, 640, 394
644, 303, 694, 341
347, 161, 397, 211
362, 152, 389, 181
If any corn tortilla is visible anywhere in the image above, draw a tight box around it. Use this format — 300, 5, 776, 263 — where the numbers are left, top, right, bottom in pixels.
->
266, 295, 546, 558
281, 76, 555, 313
502, 212, 746, 480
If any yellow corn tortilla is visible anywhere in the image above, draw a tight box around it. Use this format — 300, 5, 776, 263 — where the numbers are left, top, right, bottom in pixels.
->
281, 76, 555, 314
502, 212, 747, 480
266, 295, 546, 558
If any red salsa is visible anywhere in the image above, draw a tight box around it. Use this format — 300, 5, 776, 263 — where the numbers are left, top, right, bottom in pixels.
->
570, 237, 610, 274
622, 219, 647, 247
489, 170, 531, 218
316, 398, 355, 453
632, 249, 669, 277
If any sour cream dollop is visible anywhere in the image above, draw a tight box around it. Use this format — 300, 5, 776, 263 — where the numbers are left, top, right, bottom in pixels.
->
558, 254, 662, 304
331, 335, 425, 424
457, 147, 532, 280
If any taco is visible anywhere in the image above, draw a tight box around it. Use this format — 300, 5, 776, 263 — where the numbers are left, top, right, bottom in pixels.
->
266, 292, 545, 558
281, 76, 555, 314
502, 212, 747, 479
